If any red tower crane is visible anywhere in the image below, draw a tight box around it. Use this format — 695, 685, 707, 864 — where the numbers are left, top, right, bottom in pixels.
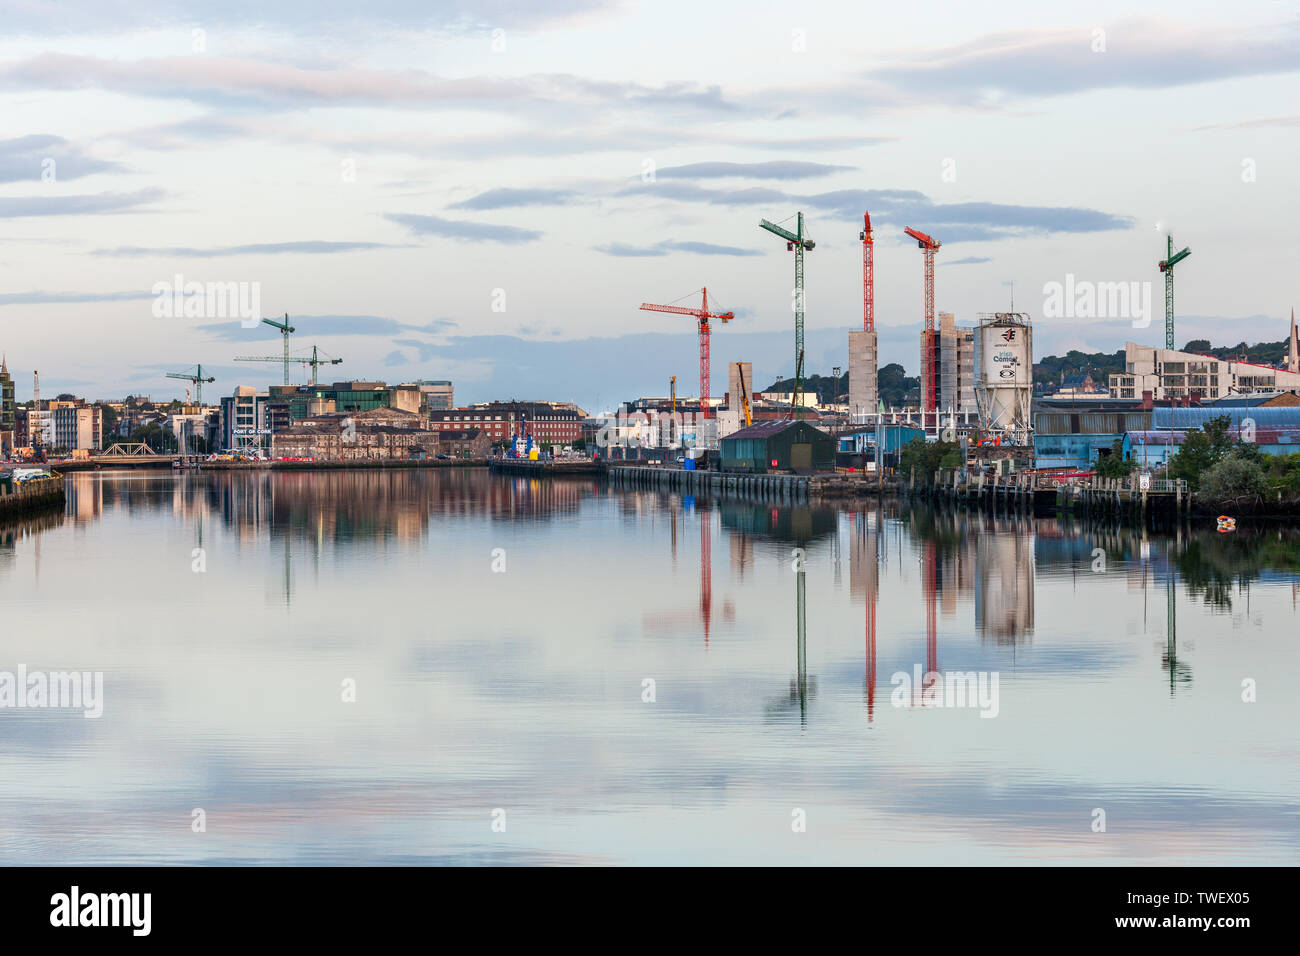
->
699, 506, 713, 646
904, 227, 941, 414
640, 288, 733, 419
923, 540, 938, 680
860, 212, 874, 332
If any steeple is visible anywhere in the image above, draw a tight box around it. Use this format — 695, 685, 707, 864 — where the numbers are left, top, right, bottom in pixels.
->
1, 354, 6, 375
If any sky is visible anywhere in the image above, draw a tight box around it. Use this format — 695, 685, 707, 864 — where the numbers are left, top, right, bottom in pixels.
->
1, 0, 1298, 412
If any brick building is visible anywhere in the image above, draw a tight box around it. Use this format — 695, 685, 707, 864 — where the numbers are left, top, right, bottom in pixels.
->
436, 428, 492, 459
272, 408, 438, 461
427, 401, 582, 445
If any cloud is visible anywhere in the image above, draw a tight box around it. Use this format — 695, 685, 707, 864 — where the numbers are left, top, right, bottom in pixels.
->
595, 239, 760, 257
623, 182, 1132, 240
1190, 114, 1300, 132
943, 256, 993, 266
386, 212, 542, 243
383, 350, 411, 367
402, 318, 459, 333
93, 241, 403, 257
661, 240, 760, 256
622, 182, 791, 206
594, 243, 669, 257
654, 161, 853, 180
448, 188, 581, 210
2, 1, 621, 37
0, 289, 153, 305
743, 135, 898, 152
862, 19, 1300, 107
199, 314, 458, 341
200, 315, 410, 340
0, 53, 738, 115
0, 188, 164, 218
0, 135, 126, 183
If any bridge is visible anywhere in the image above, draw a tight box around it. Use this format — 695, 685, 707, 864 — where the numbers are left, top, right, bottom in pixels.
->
55, 443, 181, 469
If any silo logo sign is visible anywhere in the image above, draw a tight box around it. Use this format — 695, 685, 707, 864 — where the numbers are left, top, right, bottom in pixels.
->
994, 351, 1016, 363
1000, 329, 1016, 342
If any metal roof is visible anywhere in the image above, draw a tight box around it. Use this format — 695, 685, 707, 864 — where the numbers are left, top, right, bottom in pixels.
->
1153, 406, 1300, 427
723, 420, 827, 441
1202, 393, 1298, 407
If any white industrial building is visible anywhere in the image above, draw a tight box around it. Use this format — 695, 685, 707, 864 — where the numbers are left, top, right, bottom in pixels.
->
1108, 338, 1300, 402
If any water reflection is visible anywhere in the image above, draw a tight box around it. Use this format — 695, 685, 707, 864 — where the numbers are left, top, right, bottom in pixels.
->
2, 470, 1297, 865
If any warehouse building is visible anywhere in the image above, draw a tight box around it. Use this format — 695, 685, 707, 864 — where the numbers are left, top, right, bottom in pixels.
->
720, 420, 835, 473
1122, 406, 1300, 467
272, 408, 437, 461
437, 428, 492, 459
1032, 399, 1152, 471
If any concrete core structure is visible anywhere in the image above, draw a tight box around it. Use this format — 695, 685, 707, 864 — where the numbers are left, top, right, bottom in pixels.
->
727, 362, 753, 409
848, 330, 877, 422
919, 314, 977, 421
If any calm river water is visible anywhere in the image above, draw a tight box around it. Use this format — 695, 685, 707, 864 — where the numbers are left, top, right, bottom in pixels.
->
1, 468, 1297, 865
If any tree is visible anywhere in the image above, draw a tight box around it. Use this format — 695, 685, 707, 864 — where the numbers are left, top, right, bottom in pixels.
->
1095, 439, 1135, 479
1264, 452, 1300, 499
877, 363, 919, 408
1199, 452, 1266, 502
762, 372, 847, 405
1168, 415, 1235, 489
1182, 339, 1211, 353
129, 423, 177, 452
97, 403, 119, 435
900, 437, 961, 485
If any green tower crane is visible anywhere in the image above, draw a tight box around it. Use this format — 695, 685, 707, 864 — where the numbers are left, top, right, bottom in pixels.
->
260, 314, 296, 385
760, 213, 815, 419
1158, 235, 1191, 351
235, 345, 341, 387
166, 364, 216, 404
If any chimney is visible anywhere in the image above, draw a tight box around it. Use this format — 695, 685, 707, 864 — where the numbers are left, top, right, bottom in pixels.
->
1289, 308, 1299, 374
1141, 390, 1153, 409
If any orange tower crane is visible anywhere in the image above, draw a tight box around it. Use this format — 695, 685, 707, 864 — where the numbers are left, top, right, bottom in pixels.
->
861, 212, 874, 332
904, 227, 941, 414
640, 288, 733, 419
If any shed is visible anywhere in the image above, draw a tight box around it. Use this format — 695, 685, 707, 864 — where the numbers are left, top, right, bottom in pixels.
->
720, 420, 835, 473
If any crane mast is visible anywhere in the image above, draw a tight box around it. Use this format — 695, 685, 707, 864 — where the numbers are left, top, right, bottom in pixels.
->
166, 364, 216, 405
1158, 235, 1191, 351
760, 213, 815, 420
861, 212, 874, 332
904, 227, 941, 416
735, 362, 752, 426
639, 288, 734, 420
235, 345, 342, 387
260, 314, 296, 385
